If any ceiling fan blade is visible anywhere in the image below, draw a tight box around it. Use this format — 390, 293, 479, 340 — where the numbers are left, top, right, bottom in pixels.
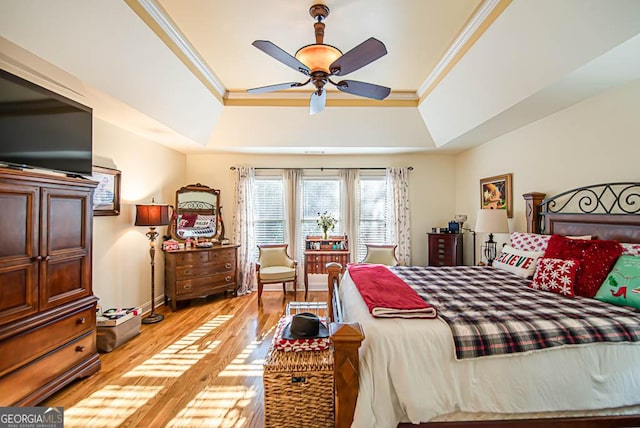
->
336, 80, 391, 100
329, 37, 387, 77
309, 90, 326, 115
247, 81, 308, 94
252, 40, 310, 75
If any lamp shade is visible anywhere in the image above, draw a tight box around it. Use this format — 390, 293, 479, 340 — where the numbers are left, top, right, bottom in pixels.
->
475, 209, 509, 234
295, 44, 342, 74
135, 204, 171, 226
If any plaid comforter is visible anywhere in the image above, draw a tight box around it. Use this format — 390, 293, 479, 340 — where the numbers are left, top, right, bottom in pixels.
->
390, 266, 640, 359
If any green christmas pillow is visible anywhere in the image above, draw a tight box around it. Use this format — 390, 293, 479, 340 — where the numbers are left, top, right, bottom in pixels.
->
594, 255, 640, 309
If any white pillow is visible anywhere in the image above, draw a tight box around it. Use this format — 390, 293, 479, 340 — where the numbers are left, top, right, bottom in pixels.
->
510, 232, 551, 252
194, 215, 215, 228
493, 245, 544, 279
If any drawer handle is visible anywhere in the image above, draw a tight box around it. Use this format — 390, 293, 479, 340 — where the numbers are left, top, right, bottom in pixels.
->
225, 263, 232, 269
225, 276, 232, 282
183, 283, 192, 290
76, 345, 86, 352
184, 269, 192, 275
77, 317, 86, 325
44, 255, 51, 261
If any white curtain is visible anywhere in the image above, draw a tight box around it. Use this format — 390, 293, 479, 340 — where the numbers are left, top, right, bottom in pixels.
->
232, 166, 255, 295
340, 169, 359, 262
386, 167, 411, 265
283, 169, 302, 289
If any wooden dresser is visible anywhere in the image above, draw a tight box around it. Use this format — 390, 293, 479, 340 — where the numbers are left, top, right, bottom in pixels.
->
164, 245, 239, 310
427, 233, 463, 266
304, 236, 350, 296
0, 168, 100, 406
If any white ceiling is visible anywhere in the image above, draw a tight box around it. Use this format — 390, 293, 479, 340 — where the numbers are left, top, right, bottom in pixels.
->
0, 0, 639, 155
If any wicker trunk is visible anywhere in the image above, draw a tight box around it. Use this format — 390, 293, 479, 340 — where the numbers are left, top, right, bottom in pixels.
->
263, 344, 334, 427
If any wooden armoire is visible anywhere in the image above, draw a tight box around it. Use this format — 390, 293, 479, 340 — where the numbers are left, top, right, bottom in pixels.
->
0, 168, 100, 405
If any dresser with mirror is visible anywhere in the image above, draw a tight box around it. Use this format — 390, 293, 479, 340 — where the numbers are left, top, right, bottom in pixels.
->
164, 183, 238, 311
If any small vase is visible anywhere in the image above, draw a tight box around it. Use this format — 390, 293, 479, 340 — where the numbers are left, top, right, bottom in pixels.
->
322, 229, 328, 240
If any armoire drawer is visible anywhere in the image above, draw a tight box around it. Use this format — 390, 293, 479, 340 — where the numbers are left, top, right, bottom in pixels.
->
0, 332, 96, 406
0, 306, 95, 377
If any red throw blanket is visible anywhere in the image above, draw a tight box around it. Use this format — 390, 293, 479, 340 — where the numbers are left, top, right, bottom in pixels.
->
348, 264, 437, 318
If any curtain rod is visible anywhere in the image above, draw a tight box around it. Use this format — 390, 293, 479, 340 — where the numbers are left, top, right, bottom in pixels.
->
229, 166, 413, 171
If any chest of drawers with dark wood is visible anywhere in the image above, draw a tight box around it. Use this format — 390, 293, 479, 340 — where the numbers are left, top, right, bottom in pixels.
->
427, 233, 463, 266
164, 245, 239, 310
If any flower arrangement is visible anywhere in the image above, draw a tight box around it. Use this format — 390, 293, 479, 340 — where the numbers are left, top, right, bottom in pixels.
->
317, 211, 337, 239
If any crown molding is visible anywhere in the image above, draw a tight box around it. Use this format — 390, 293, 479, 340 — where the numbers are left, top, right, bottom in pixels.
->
125, 0, 226, 102
418, 0, 512, 101
224, 90, 418, 107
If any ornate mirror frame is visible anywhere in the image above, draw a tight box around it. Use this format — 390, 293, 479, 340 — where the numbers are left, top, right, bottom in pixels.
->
168, 183, 225, 243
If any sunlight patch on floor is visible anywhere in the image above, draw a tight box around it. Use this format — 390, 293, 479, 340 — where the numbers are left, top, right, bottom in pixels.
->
62, 385, 163, 427
166, 385, 259, 428
123, 315, 232, 378
218, 340, 265, 377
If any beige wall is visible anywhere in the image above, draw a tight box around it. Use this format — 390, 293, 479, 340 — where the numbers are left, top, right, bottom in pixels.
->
455, 79, 640, 264
185, 153, 456, 267
92, 118, 186, 310
92, 77, 640, 306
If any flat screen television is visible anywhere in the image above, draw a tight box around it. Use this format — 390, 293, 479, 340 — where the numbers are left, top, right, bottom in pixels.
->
0, 68, 93, 176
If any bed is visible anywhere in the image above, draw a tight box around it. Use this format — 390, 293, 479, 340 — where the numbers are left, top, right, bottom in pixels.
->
326, 182, 640, 428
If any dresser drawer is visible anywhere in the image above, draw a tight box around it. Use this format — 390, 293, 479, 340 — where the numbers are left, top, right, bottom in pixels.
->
0, 306, 94, 377
208, 249, 236, 263
174, 251, 209, 266
176, 271, 236, 295
0, 332, 96, 406
176, 261, 235, 279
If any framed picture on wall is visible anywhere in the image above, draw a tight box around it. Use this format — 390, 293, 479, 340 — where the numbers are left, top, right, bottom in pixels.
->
480, 173, 512, 218
91, 166, 121, 216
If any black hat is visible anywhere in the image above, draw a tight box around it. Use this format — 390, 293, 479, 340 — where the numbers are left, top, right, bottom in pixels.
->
282, 312, 329, 340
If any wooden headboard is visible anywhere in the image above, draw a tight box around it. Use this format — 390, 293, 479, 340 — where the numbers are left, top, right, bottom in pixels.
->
524, 182, 640, 244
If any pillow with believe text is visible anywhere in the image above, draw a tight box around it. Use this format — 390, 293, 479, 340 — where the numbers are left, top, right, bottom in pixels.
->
493, 245, 544, 278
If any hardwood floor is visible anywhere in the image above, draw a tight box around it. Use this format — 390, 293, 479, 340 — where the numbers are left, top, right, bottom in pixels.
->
43, 290, 327, 427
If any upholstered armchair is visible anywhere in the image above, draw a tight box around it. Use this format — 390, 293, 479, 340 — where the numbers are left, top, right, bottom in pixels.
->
362, 244, 399, 266
256, 244, 298, 299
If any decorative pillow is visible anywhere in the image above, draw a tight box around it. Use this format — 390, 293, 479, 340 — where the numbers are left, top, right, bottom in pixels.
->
544, 235, 622, 298
194, 215, 215, 228
594, 255, 640, 309
529, 258, 580, 297
510, 232, 552, 252
493, 245, 544, 278
178, 213, 197, 228
621, 243, 640, 257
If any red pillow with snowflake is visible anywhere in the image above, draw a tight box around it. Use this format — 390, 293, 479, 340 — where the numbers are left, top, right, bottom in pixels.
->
544, 235, 622, 298
530, 258, 580, 297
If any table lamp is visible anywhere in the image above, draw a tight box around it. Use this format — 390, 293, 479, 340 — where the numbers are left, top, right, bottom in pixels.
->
475, 208, 509, 266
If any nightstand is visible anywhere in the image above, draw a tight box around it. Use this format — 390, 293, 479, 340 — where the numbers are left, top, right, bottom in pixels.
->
427, 233, 463, 266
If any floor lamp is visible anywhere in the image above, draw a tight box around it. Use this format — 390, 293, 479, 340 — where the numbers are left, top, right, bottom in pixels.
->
135, 200, 171, 324
474, 208, 509, 266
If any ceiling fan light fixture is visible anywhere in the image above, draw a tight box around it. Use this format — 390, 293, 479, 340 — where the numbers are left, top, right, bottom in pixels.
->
295, 44, 342, 74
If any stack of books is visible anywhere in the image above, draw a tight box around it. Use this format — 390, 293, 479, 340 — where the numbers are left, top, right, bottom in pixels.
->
97, 307, 142, 327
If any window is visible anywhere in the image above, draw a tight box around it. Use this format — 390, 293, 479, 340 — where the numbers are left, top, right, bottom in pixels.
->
357, 175, 391, 261
252, 177, 285, 260
250, 171, 393, 265
298, 178, 341, 262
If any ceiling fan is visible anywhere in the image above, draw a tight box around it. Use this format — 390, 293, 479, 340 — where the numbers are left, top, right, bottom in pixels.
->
247, 4, 391, 115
